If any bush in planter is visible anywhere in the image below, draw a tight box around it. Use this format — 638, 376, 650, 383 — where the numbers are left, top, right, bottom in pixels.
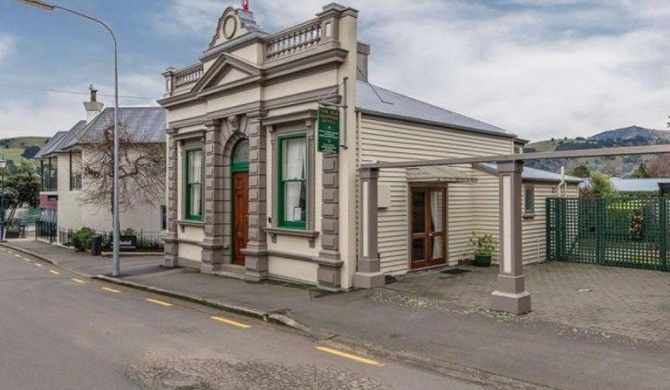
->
469, 231, 497, 267
72, 227, 93, 252
5, 225, 20, 238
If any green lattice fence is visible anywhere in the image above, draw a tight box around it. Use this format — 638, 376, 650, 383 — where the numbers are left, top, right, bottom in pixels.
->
547, 197, 669, 271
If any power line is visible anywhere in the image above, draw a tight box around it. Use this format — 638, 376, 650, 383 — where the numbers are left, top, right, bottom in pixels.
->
0, 83, 152, 100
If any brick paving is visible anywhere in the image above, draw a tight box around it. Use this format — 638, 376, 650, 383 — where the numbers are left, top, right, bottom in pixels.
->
387, 261, 670, 341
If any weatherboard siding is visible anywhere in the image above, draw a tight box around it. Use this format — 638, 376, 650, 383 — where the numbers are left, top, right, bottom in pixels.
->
359, 115, 514, 274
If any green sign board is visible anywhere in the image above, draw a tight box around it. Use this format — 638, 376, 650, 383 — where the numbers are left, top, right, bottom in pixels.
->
318, 107, 340, 154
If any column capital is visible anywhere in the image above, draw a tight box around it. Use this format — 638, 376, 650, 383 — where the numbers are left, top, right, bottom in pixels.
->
202, 119, 222, 130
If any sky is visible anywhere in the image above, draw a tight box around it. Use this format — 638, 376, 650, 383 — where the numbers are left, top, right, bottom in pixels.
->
0, 0, 669, 142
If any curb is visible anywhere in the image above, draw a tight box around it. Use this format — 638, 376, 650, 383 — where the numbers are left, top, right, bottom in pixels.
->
0, 243, 91, 279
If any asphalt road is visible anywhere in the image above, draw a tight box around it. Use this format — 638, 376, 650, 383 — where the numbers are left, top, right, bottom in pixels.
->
0, 247, 487, 390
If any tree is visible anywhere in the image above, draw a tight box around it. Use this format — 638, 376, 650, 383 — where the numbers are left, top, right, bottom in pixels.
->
1, 161, 40, 225
644, 154, 670, 178
568, 164, 590, 178
580, 171, 617, 198
78, 113, 166, 227
630, 162, 649, 178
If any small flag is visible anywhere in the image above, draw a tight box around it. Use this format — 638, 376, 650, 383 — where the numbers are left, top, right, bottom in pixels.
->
242, 0, 249, 11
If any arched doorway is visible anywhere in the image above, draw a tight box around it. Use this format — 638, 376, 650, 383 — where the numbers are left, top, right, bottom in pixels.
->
231, 139, 249, 266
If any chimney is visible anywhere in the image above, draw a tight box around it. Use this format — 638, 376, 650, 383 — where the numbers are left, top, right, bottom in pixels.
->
83, 84, 104, 123
357, 42, 370, 82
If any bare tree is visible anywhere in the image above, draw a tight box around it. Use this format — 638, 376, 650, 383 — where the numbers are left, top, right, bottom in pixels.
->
78, 112, 165, 225
645, 154, 670, 178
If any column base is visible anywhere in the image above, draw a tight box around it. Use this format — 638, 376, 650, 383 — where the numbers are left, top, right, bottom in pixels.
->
353, 272, 385, 289
490, 291, 531, 314
242, 248, 269, 282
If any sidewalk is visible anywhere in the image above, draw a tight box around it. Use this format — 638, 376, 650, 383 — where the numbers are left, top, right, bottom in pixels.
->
3, 239, 669, 390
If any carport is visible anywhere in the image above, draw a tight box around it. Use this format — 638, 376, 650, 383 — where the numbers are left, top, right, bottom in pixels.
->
353, 144, 670, 314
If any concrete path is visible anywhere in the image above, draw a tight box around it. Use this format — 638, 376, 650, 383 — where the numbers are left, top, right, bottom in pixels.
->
3, 239, 669, 390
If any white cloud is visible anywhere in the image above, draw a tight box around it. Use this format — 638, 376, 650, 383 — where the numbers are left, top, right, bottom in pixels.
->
150, 0, 670, 140
0, 34, 17, 64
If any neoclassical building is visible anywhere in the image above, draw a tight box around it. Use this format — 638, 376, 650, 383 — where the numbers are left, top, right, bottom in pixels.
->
158, 3, 578, 291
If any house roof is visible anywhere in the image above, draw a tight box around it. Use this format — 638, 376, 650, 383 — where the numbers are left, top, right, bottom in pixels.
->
476, 163, 583, 184
33, 122, 85, 159
356, 81, 515, 138
610, 178, 670, 192
76, 107, 166, 144
37, 107, 166, 157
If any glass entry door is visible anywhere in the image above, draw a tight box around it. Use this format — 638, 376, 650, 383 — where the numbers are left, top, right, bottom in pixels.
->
410, 187, 446, 269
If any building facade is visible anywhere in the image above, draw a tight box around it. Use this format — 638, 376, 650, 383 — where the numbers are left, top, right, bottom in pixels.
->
159, 3, 578, 290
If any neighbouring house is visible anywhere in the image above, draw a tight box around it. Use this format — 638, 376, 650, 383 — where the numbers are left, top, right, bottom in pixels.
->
158, 3, 579, 290
610, 178, 670, 195
34, 87, 167, 243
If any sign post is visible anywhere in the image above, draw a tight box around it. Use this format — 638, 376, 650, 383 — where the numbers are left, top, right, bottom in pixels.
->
318, 107, 340, 154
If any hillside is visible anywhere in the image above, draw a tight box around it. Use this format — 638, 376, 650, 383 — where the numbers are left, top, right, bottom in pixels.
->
525, 126, 670, 177
0, 136, 50, 164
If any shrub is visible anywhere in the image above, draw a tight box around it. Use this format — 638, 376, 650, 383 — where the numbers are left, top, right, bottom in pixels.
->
72, 227, 93, 252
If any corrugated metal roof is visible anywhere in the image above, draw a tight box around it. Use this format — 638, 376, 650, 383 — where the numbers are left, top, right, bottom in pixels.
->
77, 107, 166, 144
478, 163, 583, 183
33, 131, 68, 159
611, 178, 670, 192
53, 120, 88, 153
407, 166, 476, 183
356, 81, 514, 138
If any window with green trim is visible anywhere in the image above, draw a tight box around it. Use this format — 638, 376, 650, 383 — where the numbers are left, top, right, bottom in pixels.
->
232, 139, 249, 173
278, 134, 307, 229
185, 149, 204, 221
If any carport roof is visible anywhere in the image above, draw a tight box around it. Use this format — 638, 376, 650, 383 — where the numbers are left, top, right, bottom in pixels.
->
407, 166, 477, 183
475, 163, 583, 183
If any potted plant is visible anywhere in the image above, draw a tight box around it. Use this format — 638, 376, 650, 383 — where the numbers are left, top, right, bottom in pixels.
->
5, 225, 20, 239
470, 230, 497, 267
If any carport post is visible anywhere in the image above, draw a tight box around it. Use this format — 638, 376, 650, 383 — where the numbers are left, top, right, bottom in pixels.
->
490, 160, 531, 314
354, 168, 385, 289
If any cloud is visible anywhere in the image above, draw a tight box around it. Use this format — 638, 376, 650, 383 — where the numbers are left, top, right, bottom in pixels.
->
153, 0, 670, 140
0, 34, 17, 64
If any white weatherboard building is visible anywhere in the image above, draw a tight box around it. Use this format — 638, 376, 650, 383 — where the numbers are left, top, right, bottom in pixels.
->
159, 3, 579, 290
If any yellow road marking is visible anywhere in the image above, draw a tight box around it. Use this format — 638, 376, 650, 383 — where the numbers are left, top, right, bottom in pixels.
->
211, 316, 251, 329
35, 263, 43, 267
316, 346, 383, 367
146, 298, 172, 307
102, 287, 121, 293
23, 258, 31, 262
49, 270, 60, 275
15, 254, 22, 258
71, 278, 86, 284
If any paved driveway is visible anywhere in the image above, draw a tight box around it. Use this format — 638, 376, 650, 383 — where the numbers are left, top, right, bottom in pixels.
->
385, 261, 670, 341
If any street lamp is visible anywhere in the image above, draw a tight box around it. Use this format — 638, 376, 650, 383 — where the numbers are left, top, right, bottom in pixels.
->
14, 0, 121, 276
0, 156, 7, 242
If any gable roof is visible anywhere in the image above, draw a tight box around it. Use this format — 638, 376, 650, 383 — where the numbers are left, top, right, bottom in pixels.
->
356, 81, 515, 138
76, 107, 166, 144
476, 163, 583, 184
33, 123, 84, 159
610, 178, 670, 192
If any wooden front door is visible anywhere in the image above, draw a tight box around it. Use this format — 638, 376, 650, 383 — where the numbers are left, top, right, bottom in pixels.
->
233, 172, 249, 266
410, 187, 447, 269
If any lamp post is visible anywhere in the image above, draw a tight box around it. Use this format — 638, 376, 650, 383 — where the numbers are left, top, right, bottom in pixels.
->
0, 157, 7, 242
14, 0, 121, 276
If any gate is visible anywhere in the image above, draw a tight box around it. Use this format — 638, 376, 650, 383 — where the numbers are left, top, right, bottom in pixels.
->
36, 220, 57, 243
547, 197, 669, 271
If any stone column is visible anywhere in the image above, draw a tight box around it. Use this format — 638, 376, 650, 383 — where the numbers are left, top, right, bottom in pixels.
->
353, 168, 385, 289
243, 115, 269, 282
315, 154, 343, 290
490, 160, 531, 314
201, 120, 225, 274
163, 131, 179, 267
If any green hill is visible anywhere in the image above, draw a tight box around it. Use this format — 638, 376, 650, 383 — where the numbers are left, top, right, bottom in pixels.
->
0, 136, 49, 164
525, 126, 670, 177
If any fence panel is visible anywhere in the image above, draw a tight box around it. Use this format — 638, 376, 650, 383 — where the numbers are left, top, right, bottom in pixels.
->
547, 197, 668, 271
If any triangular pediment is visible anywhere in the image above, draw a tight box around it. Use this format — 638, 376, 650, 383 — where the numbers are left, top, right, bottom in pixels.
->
192, 53, 261, 93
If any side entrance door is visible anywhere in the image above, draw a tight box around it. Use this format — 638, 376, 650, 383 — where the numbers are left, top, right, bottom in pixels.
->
410, 187, 447, 269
